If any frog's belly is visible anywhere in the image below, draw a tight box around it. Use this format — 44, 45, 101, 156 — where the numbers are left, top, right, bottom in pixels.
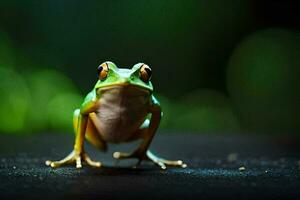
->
94, 86, 150, 143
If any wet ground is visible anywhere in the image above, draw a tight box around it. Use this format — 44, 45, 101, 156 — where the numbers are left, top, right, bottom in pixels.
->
0, 133, 300, 199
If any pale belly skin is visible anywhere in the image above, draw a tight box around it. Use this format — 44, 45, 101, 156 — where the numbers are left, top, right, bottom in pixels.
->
94, 86, 150, 143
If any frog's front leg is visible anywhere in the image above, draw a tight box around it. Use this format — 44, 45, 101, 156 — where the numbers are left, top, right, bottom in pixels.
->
46, 95, 102, 168
113, 102, 187, 169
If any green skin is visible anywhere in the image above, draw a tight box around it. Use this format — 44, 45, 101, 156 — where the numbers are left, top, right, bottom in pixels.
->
46, 62, 186, 169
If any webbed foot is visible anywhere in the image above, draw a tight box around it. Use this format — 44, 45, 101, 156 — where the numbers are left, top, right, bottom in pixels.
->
113, 150, 187, 169
45, 150, 102, 168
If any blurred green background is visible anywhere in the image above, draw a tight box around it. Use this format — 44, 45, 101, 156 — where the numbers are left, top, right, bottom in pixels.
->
0, 0, 299, 135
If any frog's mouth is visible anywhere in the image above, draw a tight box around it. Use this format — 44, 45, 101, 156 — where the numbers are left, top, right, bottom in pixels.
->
97, 83, 151, 93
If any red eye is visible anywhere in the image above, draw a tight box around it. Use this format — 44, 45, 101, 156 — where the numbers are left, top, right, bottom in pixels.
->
139, 64, 152, 83
97, 62, 109, 80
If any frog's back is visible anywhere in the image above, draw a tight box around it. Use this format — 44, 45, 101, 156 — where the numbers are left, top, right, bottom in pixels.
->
94, 86, 151, 143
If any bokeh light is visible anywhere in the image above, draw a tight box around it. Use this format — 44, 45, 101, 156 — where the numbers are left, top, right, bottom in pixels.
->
160, 89, 240, 132
26, 69, 81, 132
47, 93, 82, 132
227, 28, 300, 133
0, 68, 30, 133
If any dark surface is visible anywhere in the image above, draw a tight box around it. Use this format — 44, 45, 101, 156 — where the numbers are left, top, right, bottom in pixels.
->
0, 133, 300, 199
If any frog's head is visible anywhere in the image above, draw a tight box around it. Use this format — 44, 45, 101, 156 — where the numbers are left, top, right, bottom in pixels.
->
94, 61, 153, 92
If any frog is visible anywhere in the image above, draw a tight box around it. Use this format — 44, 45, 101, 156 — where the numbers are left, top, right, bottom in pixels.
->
45, 61, 186, 169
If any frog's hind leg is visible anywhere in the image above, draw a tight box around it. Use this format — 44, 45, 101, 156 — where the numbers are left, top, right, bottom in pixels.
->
113, 119, 187, 169
73, 109, 107, 151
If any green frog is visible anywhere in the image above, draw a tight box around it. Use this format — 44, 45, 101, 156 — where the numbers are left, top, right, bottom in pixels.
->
46, 61, 186, 169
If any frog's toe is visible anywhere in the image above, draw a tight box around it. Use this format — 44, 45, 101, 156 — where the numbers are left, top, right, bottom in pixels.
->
113, 151, 148, 161
113, 151, 130, 159
45, 151, 76, 168
76, 157, 82, 168
150, 159, 186, 169
146, 151, 187, 169
83, 153, 102, 167
45, 158, 73, 168
45, 160, 68, 168
45, 160, 51, 166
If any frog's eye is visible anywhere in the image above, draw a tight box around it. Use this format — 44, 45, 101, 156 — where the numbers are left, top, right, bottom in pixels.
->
98, 62, 109, 80
139, 64, 152, 83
